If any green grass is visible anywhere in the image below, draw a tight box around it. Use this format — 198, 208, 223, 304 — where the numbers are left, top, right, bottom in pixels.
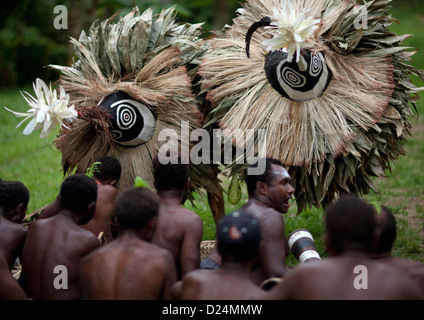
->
0, 1, 423, 267
0, 87, 64, 212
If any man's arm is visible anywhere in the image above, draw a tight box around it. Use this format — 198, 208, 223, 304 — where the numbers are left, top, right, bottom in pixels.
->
91, 186, 118, 222
37, 194, 61, 219
170, 280, 183, 300
0, 253, 27, 300
81, 186, 118, 241
180, 214, 203, 277
258, 211, 287, 279
161, 252, 178, 300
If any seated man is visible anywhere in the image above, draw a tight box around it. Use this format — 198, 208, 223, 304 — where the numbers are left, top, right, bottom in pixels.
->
79, 187, 177, 300
373, 205, 424, 271
0, 180, 29, 269
151, 155, 203, 280
242, 158, 294, 284
172, 210, 269, 300
20, 174, 100, 300
39, 156, 121, 243
267, 194, 423, 300
81, 156, 121, 242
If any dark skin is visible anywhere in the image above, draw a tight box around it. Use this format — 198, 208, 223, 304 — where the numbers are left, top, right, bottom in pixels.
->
242, 164, 294, 284
172, 255, 267, 300
267, 248, 424, 300
0, 252, 27, 300
20, 206, 100, 300
80, 218, 177, 300
0, 204, 27, 269
407, 265, 424, 295
152, 179, 203, 280
39, 178, 118, 243
373, 209, 424, 271
81, 178, 118, 243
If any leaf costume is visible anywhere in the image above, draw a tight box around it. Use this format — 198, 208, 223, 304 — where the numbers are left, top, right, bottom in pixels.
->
200, 0, 424, 212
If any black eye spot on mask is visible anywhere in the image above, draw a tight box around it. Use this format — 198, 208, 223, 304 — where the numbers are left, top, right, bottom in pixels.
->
98, 91, 157, 147
264, 49, 332, 102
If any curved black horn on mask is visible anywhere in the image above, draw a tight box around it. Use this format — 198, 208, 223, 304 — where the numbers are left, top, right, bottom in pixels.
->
245, 16, 271, 58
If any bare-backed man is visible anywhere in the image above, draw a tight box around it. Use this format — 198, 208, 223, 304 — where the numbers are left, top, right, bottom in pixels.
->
0, 180, 29, 269
172, 210, 268, 300
20, 174, 100, 300
267, 194, 423, 300
39, 156, 121, 243
151, 155, 203, 280
80, 187, 177, 299
242, 158, 295, 285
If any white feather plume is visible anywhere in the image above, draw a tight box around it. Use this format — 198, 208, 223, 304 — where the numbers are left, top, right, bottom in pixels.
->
5, 78, 78, 138
262, 0, 320, 62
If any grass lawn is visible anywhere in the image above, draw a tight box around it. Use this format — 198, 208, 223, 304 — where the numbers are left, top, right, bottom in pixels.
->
0, 0, 423, 267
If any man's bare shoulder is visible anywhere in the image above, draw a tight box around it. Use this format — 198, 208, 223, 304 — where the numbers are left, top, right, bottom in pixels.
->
242, 201, 283, 220
31, 216, 99, 246
181, 269, 213, 288
97, 184, 118, 197
0, 219, 27, 239
182, 207, 202, 224
0, 218, 27, 231
160, 205, 202, 226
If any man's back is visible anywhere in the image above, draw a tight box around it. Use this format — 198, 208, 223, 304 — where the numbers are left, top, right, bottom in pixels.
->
21, 215, 100, 300
270, 255, 423, 300
178, 269, 267, 300
80, 234, 177, 299
153, 201, 203, 279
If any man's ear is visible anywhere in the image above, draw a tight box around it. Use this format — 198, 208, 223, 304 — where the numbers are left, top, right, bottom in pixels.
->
142, 216, 158, 241
185, 177, 191, 189
255, 181, 268, 195
87, 202, 96, 215
8, 203, 26, 223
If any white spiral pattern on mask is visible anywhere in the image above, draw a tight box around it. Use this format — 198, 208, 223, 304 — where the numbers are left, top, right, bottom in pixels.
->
309, 54, 323, 77
116, 104, 137, 130
280, 67, 307, 88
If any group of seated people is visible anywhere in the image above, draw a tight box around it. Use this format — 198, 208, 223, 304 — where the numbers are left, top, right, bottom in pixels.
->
0, 157, 423, 300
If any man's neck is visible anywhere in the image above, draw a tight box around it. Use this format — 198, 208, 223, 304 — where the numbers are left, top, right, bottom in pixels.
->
372, 251, 391, 259
118, 229, 150, 242
245, 196, 272, 210
220, 260, 252, 275
157, 190, 184, 206
58, 209, 79, 224
334, 249, 371, 259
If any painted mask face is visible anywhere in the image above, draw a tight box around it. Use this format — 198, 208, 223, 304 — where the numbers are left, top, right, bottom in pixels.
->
264, 48, 331, 102
98, 91, 156, 147
245, 16, 332, 102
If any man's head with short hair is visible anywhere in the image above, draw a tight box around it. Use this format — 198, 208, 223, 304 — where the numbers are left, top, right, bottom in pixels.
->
374, 206, 397, 255
114, 187, 160, 235
244, 158, 294, 213
0, 180, 30, 223
93, 156, 122, 186
245, 158, 284, 196
325, 194, 377, 256
217, 210, 262, 262
60, 174, 97, 221
152, 155, 190, 196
